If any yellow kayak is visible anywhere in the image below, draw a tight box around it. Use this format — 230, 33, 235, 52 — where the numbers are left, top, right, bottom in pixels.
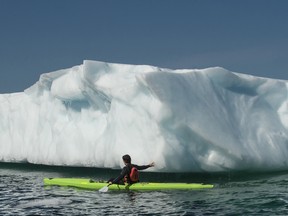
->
44, 178, 214, 191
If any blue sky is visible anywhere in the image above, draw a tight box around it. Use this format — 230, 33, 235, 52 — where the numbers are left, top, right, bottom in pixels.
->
0, 0, 287, 93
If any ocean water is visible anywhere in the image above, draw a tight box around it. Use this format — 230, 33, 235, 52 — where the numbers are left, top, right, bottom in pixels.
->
1, 163, 288, 215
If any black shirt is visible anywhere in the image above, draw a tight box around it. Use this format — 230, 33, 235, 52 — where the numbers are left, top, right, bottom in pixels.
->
111, 164, 150, 184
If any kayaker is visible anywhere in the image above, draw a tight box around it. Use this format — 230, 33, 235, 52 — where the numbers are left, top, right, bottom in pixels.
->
108, 154, 155, 185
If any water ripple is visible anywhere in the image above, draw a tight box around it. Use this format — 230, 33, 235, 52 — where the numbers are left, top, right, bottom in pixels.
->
2, 165, 288, 215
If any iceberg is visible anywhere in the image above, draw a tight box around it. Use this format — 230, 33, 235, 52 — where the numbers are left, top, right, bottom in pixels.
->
1, 60, 288, 172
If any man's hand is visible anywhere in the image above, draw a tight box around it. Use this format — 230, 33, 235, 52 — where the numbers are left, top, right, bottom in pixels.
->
149, 162, 155, 167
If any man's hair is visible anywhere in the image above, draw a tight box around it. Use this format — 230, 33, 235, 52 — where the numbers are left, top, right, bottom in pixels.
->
122, 154, 131, 163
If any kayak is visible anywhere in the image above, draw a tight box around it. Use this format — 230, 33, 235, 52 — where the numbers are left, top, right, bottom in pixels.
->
43, 178, 214, 191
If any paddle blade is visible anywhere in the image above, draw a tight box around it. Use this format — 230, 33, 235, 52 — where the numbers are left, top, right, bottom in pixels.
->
99, 186, 109, 193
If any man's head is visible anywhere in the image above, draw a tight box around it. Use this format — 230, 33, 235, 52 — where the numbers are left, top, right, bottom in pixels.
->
122, 154, 131, 164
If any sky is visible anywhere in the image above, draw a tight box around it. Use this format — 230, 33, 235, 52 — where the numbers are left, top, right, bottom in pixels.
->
0, 0, 288, 93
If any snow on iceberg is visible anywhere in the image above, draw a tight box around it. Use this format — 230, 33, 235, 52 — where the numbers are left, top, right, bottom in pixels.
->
1, 60, 288, 172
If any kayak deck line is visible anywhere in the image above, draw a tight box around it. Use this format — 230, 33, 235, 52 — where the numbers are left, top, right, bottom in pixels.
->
44, 178, 214, 191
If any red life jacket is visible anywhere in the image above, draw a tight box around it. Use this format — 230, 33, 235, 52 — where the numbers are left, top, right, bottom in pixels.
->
129, 166, 139, 182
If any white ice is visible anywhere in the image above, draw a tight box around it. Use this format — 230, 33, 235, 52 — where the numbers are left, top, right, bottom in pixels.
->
1, 60, 288, 172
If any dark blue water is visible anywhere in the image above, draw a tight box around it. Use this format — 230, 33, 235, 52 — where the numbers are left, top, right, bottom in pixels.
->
1, 163, 288, 215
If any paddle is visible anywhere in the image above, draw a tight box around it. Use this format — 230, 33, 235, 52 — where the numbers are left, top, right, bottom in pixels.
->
99, 184, 110, 192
